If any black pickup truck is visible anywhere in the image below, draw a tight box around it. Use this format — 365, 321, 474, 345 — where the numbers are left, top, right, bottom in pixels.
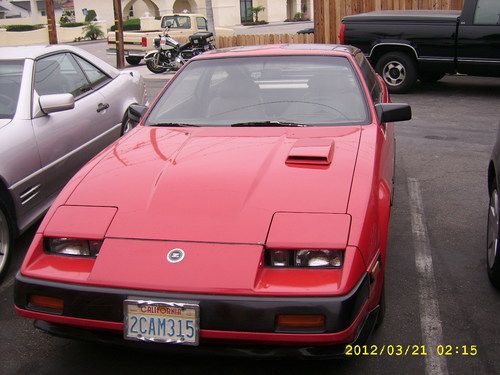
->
341, 0, 500, 93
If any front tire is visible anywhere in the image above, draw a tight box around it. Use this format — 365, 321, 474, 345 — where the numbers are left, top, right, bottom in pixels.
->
0, 200, 14, 282
126, 56, 142, 66
487, 186, 500, 289
375, 52, 417, 94
146, 54, 168, 74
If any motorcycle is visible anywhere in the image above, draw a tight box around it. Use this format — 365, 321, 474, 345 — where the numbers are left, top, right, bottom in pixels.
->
144, 23, 215, 74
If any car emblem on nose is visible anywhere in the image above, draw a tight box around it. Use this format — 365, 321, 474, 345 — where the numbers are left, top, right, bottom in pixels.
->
167, 248, 185, 263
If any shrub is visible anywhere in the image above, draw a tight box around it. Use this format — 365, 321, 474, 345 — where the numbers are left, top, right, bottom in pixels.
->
60, 22, 86, 28
293, 12, 305, 21
85, 9, 97, 23
60, 9, 75, 24
241, 21, 268, 26
110, 18, 141, 31
251, 5, 265, 23
5, 24, 44, 32
83, 22, 104, 40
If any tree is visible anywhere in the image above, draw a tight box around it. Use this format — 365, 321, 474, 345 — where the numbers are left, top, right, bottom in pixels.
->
83, 22, 104, 40
205, 0, 215, 36
85, 9, 97, 23
251, 5, 265, 23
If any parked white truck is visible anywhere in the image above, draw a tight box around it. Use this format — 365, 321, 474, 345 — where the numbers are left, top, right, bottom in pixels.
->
107, 14, 234, 65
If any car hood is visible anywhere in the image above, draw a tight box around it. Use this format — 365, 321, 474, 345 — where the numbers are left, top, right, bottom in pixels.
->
66, 126, 361, 244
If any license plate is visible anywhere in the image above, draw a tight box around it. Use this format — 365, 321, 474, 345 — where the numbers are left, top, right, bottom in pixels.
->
124, 299, 199, 345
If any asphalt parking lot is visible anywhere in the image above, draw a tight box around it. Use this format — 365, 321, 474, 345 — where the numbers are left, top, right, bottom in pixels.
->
0, 56, 499, 373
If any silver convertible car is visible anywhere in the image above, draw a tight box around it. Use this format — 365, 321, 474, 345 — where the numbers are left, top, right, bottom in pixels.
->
0, 45, 147, 279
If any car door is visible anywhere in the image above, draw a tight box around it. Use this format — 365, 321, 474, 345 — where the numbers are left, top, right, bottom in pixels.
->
31, 52, 110, 198
457, 0, 500, 76
71, 53, 122, 145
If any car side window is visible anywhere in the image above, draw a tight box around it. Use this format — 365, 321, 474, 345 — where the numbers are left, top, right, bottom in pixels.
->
72, 54, 109, 87
356, 53, 382, 104
474, 0, 500, 25
34, 53, 90, 97
197, 17, 208, 30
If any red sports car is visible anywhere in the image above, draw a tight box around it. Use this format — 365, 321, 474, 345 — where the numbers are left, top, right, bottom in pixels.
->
14, 45, 411, 358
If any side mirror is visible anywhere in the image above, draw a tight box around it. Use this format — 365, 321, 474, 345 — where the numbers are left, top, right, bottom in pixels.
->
128, 104, 148, 123
161, 19, 173, 29
39, 93, 75, 114
375, 103, 412, 123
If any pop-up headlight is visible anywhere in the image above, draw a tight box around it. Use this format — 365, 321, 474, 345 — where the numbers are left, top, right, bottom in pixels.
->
44, 238, 102, 257
266, 249, 343, 268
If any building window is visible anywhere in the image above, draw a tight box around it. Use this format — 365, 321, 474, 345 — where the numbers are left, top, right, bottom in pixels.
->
240, 0, 253, 23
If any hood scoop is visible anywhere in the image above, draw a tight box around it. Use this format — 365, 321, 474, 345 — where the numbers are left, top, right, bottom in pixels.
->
286, 138, 335, 165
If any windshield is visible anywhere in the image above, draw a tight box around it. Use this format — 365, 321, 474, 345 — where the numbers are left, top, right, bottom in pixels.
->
0, 60, 24, 119
145, 56, 369, 127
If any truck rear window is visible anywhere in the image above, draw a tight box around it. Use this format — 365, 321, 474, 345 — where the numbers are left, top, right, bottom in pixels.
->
163, 15, 191, 29
474, 0, 500, 25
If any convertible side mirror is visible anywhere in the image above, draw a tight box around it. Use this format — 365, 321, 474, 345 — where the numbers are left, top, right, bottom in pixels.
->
39, 93, 75, 114
128, 104, 148, 123
375, 103, 412, 123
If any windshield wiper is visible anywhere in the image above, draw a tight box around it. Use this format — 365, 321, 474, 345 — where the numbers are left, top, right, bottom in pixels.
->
230, 121, 307, 127
147, 122, 200, 127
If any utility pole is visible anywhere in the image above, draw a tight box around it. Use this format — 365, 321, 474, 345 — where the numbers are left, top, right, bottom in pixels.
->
45, 0, 58, 44
113, 0, 125, 69
205, 0, 216, 37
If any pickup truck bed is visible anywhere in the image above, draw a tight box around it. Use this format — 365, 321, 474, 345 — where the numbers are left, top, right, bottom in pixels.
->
342, 0, 500, 93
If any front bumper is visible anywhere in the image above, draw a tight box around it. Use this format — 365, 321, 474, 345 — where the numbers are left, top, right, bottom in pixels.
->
15, 273, 373, 357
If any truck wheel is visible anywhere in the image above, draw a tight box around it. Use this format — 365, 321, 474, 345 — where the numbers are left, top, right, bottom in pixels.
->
376, 52, 417, 94
0, 200, 14, 282
126, 56, 142, 66
419, 71, 446, 83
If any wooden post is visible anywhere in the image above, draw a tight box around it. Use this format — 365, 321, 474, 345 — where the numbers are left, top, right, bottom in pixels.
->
113, 0, 125, 69
314, 0, 338, 44
45, 0, 58, 44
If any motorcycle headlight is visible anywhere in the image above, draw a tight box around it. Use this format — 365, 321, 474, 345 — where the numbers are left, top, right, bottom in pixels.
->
44, 238, 103, 257
266, 249, 343, 268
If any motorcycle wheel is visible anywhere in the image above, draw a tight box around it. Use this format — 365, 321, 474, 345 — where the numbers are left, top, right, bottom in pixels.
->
146, 54, 169, 74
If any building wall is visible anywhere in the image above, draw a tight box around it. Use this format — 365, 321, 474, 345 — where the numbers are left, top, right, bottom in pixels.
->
73, 0, 307, 27
0, 20, 108, 45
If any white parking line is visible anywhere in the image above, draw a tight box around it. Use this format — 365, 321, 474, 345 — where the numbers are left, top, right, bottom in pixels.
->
0, 275, 14, 295
407, 178, 449, 375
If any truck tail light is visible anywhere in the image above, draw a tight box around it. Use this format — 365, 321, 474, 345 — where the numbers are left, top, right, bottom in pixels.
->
141, 37, 148, 47
339, 23, 346, 44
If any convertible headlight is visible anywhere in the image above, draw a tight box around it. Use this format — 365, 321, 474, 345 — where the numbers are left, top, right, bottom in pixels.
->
44, 238, 103, 257
266, 249, 343, 268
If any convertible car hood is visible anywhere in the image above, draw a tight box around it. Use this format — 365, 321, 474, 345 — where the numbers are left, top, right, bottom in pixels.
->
66, 126, 361, 244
